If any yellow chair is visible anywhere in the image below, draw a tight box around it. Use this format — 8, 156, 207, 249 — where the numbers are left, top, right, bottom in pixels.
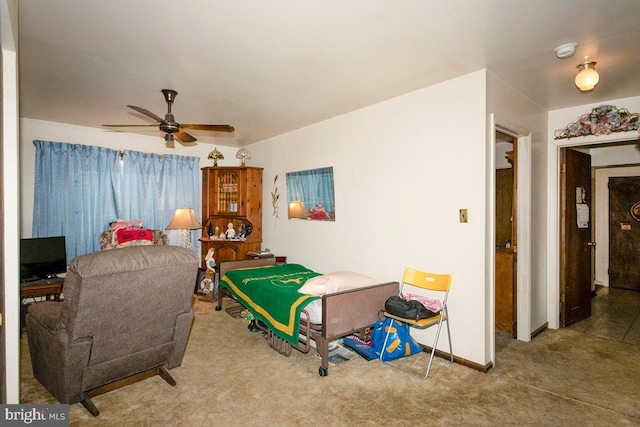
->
381, 268, 453, 379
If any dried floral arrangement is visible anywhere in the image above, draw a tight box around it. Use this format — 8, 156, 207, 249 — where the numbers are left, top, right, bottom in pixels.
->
554, 105, 640, 139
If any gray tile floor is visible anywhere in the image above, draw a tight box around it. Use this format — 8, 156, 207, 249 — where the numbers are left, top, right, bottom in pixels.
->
567, 285, 640, 345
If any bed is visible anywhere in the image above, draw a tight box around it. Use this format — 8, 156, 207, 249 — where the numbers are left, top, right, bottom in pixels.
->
216, 258, 399, 376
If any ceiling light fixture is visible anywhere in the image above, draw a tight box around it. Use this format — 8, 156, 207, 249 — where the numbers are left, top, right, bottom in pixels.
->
575, 61, 599, 92
553, 42, 577, 59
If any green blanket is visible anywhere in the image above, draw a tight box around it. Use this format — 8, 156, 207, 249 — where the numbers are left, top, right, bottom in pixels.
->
220, 263, 321, 345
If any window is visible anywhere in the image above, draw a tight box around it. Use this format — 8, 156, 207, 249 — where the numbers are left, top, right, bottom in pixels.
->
32, 140, 200, 259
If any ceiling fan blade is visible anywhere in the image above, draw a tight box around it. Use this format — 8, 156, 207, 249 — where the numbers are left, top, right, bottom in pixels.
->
127, 105, 165, 122
102, 124, 158, 128
109, 91, 232, 146
174, 131, 197, 143
181, 124, 235, 132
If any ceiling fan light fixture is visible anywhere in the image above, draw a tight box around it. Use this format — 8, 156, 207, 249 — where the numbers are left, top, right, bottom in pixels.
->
575, 61, 599, 92
103, 89, 235, 145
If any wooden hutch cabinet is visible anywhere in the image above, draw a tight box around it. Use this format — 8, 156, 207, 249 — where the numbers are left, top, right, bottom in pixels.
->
200, 166, 263, 266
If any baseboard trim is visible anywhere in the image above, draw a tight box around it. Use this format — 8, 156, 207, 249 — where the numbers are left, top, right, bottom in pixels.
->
421, 346, 493, 373
531, 322, 548, 339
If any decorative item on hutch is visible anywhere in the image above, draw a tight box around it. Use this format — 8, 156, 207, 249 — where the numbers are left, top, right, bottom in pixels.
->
207, 148, 224, 166
235, 148, 251, 166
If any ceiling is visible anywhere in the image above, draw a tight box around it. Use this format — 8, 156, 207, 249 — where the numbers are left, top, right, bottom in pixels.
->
16, 0, 640, 147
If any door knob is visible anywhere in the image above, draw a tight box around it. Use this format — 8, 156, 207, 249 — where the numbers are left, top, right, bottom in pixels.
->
587, 242, 597, 246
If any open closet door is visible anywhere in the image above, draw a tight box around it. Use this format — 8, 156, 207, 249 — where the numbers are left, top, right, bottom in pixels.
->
560, 148, 593, 327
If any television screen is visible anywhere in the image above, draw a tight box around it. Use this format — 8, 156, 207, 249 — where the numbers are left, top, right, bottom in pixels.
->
20, 236, 67, 281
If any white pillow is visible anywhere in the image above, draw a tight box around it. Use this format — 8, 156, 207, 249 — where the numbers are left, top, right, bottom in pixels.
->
298, 275, 330, 295
299, 271, 379, 295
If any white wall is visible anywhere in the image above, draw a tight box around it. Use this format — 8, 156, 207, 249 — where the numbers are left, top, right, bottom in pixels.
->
591, 144, 640, 167
547, 96, 640, 328
250, 71, 490, 365
20, 119, 244, 239
487, 72, 548, 347
2, 0, 21, 403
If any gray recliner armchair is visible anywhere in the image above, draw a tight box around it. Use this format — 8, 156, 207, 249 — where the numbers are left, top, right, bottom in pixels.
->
26, 245, 198, 416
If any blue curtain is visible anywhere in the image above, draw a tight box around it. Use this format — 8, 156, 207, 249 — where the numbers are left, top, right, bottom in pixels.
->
121, 150, 201, 248
32, 140, 201, 260
286, 166, 335, 213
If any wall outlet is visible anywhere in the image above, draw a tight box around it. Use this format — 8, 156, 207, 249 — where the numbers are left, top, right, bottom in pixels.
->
459, 209, 468, 223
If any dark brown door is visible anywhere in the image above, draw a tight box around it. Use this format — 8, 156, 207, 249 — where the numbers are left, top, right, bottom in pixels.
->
560, 148, 592, 326
609, 176, 640, 290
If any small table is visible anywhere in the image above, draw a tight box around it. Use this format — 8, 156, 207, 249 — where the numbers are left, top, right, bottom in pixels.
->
20, 279, 64, 302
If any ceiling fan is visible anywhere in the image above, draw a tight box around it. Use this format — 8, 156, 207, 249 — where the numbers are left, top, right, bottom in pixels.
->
103, 89, 234, 144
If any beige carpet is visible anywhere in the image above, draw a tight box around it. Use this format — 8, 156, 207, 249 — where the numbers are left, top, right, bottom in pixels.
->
20, 299, 640, 426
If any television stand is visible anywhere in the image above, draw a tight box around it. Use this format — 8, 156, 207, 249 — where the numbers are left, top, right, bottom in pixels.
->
20, 278, 64, 302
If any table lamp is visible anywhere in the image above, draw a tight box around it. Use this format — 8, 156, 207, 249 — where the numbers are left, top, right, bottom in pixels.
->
208, 148, 224, 166
166, 208, 203, 249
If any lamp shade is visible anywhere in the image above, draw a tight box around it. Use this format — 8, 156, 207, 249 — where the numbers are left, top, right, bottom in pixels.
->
166, 208, 203, 230
575, 62, 599, 92
288, 201, 308, 219
207, 148, 224, 166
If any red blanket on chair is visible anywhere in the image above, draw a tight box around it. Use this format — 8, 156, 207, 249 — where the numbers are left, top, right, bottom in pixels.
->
116, 228, 153, 244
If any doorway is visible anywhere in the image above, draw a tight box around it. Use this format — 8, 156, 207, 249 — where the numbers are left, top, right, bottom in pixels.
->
565, 164, 640, 343
491, 117, 532, 360
550, 139, 640, 329
495, 131, 517, 337
609, 176, 640, 290
594, 165, 640, 289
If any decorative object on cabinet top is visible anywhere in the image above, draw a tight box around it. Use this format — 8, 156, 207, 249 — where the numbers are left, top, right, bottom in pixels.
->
235, 148, 251, 166
207, 147, 224, 166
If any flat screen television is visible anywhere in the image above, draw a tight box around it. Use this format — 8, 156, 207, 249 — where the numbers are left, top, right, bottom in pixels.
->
20, 236, 67, 282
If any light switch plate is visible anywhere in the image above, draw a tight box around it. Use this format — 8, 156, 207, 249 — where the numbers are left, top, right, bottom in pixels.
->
459, 209, 468, 223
